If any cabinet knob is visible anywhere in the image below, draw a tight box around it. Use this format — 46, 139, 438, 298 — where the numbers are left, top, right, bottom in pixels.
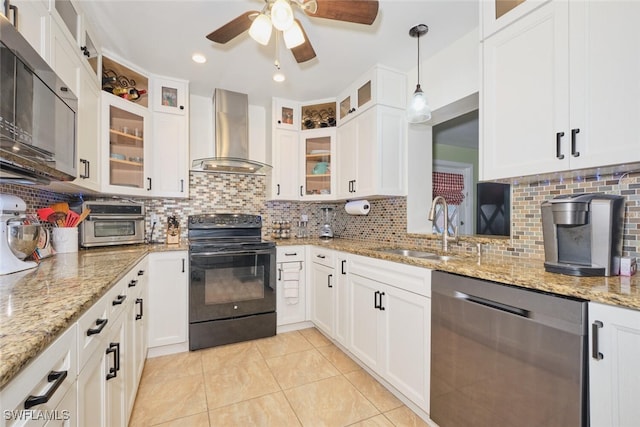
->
179, 105, 184, 110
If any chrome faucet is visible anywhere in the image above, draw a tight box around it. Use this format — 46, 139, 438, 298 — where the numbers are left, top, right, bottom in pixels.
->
428, 196, 458, 252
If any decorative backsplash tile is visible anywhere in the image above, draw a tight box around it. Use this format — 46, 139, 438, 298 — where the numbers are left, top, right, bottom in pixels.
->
3, 170, 639, 261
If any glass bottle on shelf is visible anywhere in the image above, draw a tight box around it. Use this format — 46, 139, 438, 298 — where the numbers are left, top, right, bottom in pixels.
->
108, 105, 145, 189
304, 134, 331, 196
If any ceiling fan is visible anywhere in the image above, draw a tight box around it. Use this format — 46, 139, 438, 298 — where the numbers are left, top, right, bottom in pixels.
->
206, 0, 379, 63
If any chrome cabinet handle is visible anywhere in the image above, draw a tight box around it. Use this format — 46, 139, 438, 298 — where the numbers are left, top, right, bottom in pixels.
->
592, 320, 604, 360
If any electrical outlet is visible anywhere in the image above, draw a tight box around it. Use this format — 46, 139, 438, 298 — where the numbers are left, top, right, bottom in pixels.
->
150, 213, 158, 224
301, 214, 308, 222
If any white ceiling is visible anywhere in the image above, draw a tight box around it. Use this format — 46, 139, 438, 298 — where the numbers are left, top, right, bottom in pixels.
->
81, 0, 479, 108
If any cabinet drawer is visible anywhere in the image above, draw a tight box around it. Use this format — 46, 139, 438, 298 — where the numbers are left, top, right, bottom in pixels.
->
0, 325, 77, 425
349, 254, 431, 297
277, 246, 305, 262
77, 294, 110, 372
106, 276, 129, 319
310, 247, 334, 267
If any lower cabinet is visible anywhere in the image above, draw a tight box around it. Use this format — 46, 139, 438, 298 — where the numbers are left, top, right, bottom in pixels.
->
147, 251, 188, 349
334, 253, 350, 347
0, 324, 78, 427
309, 247, 336, 337
276, 246, 306, 326
347, 254, 431, 412
589, 302, 640, 426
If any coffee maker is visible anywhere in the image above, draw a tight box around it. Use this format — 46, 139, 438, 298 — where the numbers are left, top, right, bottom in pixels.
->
541, 193, 624, 276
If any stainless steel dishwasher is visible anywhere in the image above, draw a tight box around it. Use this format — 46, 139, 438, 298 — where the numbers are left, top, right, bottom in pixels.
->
431, 271, 588, 427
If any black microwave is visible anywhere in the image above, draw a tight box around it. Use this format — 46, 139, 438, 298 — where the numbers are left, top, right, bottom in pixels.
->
0, 14, 77, 184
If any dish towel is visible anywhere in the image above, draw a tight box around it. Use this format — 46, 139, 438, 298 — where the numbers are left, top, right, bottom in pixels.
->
281, 263, 300, 305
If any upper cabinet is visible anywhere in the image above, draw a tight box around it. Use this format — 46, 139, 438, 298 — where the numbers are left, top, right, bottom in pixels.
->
337, 65, 406, 126
5, 0, 50, 59
152, 76, 188, 115
481, 0, 551, 39
273, 98, 300, 130
480, 0, 640, 181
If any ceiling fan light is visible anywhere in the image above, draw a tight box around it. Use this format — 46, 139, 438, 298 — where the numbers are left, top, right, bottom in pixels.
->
283, 21, 305, 48
273, 71, 286, 82
249, 13, 272, 45
407, 85, 431, 123
271, 0, 294, 31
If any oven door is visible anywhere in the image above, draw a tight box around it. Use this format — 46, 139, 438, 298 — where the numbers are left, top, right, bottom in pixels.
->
189, 247, 276, 323
79, 215, 145, 247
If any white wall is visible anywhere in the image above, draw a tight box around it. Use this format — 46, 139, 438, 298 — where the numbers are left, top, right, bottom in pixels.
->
406, 27, 479, 234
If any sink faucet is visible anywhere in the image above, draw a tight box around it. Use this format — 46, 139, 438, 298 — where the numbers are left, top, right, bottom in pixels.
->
428, 196, 458, 252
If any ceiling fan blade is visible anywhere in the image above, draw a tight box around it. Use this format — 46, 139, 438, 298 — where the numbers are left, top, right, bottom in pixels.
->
307, 0, 379, 25
290, 20, 316, 63
206, 11, 258, 43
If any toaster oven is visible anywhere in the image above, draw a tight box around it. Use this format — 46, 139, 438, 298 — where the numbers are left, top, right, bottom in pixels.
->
78, 201, 146, 247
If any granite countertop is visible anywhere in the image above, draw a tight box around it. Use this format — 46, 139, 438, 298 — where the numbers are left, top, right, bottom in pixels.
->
0, 243, 187, 390
1, 238, 639, 390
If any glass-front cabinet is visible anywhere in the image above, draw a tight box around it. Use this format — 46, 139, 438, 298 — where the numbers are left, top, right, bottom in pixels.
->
102, 93, 150, 195
301, 128, 335, 200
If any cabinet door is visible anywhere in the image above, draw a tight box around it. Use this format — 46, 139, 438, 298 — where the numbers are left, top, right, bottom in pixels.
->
101, 93, 151, 196
50, 19, 81, 96
568, 1, 640, 170
75, 65, 101, 191
310, 262, 334, 336
381, 284, 430, 411
348, 274, 381, 371
152, 77, 188, 115
271, 129, 300, 200
151, 112, 189, 197
276, 260, 306, 326
77, 342, 107, 427
337, 119, 357, 199
9, 0, 50, 59
105, 314, 126, 427
481, 0, 551, 39
334, 255, 349, 347
589, 302, 640, 427
44, 384, 77, 427
125, 285, 144, 420
301, 128, 335, 200
147, 252, 188, 348
481, 1, 570, 180
273, 98, 299, 130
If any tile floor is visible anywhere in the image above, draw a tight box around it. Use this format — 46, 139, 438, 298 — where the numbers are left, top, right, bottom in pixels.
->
129, 328, 430, 426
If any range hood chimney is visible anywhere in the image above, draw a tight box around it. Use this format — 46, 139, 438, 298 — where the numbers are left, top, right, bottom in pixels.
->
191, 88, 271, 174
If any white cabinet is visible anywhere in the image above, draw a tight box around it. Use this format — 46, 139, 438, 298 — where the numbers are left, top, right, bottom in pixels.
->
271, 129, 300, 200
74, 64, 101, 191
151, 112, 189, 197
337, 105, 406, 199
152, 76, 188, 115
589, 302, 640, 427
50, 18, 81, 96
0, 325, 77, 427
481, 0, 551, 39
6, 0, 50, 59
276, 246, 306, 326
337, 65, 406, 126
347, 254, 431, 411
101, 92, 152, 196
481, 0, 640, 180
309, 247, 336, 337
147, 251, 188, 350
300, 128, 336, 200
334, 253, 349, 347
105, 311, 126, 427
273, 98, 300, 130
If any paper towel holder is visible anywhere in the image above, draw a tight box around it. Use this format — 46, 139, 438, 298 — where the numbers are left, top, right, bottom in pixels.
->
345, 200, 371, 215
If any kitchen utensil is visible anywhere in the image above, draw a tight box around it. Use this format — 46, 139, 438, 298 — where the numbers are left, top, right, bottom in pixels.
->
47, 211, 67, 227
65, 210, 80, 227
37, 207, 55, 222
75, 208, 91, 226
50, 202, 69, 214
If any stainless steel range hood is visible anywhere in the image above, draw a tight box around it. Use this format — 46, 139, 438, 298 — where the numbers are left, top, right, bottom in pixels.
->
191, 89, 271, 175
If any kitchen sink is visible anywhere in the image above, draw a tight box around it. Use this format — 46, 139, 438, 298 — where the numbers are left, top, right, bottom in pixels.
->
375, 248, 455, 261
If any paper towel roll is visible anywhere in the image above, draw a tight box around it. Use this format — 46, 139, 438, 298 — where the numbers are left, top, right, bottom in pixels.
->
345, 200, 370, 215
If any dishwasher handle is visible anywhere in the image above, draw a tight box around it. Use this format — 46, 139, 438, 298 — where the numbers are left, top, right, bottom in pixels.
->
456, 291, 530, 318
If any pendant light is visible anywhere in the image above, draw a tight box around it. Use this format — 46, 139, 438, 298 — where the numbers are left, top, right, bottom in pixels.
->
407, 24, 431, 123
273, 32, 285, 82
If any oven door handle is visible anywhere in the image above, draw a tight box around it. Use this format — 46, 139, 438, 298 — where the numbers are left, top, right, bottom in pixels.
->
190, 249, 274, 258
88, 215, 146, 221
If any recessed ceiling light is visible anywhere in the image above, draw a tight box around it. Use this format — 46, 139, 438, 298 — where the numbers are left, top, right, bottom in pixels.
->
192, 53, 207, 64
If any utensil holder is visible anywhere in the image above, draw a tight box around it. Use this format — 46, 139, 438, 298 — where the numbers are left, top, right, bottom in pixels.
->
52, 228, 78, 253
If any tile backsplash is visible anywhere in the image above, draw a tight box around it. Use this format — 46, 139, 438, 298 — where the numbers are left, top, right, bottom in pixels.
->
2, 170, 639, 260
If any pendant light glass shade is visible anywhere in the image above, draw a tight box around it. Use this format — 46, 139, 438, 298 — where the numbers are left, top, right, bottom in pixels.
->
407, 24, 431, 124
271, 0, 294, 31
249, 13, 272, 45
283, 21, 305, 48
407, 84, 431, 123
